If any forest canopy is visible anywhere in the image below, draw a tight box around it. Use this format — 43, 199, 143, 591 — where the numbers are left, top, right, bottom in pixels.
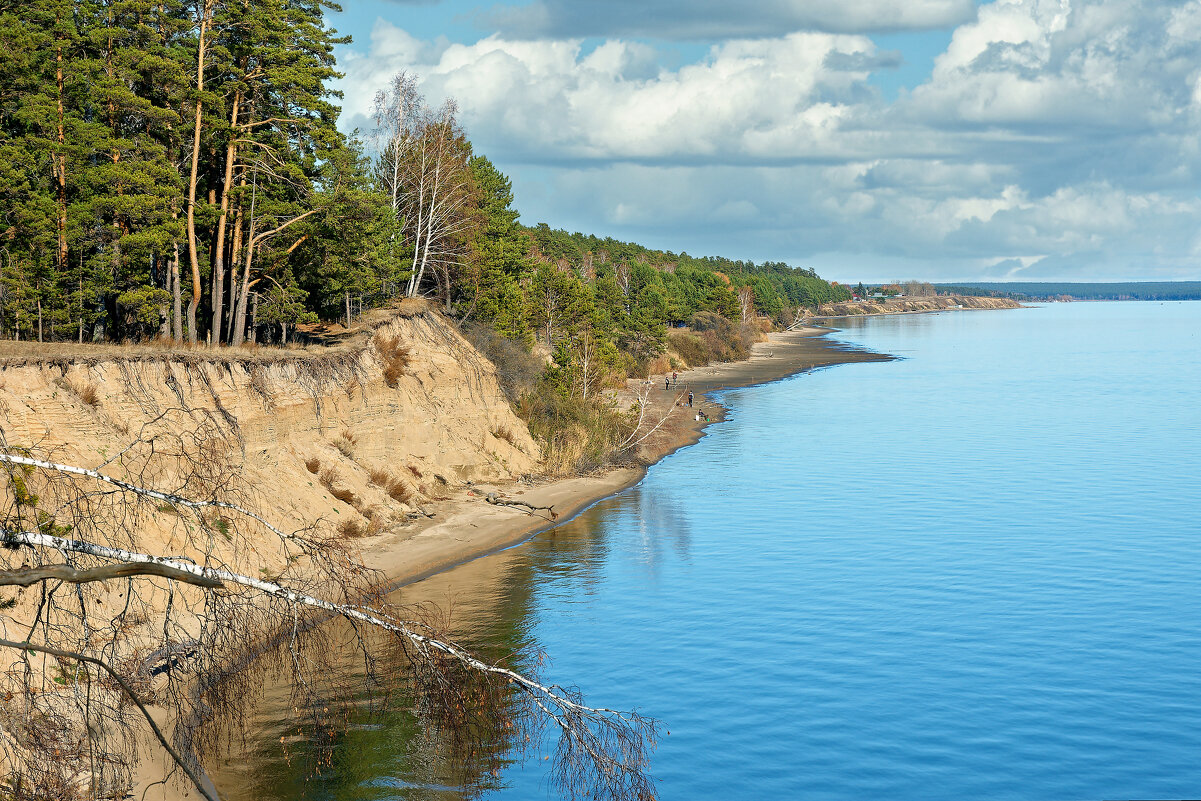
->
0, 1, 847, 352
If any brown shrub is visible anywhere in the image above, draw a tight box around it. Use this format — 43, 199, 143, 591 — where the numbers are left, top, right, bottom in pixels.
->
644, 354, 671, 376
367, 466, 416, 504
460, 321, 543, 401
330, 485, 357, 506
406, 464, 423, 478
491, 425, 518, 447
386, 479, 414, 504
374, 331, 411, 388
667, 330, 707, 367
666, 313, 754, 367
305, 457, 321, 474
65, 380, 101, 407
337, 518, 367, 538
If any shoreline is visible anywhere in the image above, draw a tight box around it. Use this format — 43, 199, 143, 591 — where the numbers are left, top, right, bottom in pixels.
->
362, 325, 893, 591
132, 321, 892, 801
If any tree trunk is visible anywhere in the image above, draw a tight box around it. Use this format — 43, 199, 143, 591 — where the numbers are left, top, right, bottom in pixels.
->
230, 212, 259, 348
229, 263, 251, 347
185, 2, 214, 345
406, 146, 428, 297
210, 90, 240, 345
54, 18, 68, 288
229, 220, 255, 347
171, 241, 183, 341
225, 177, 248, 343
344, 290, 351, 329
412, 160, 440, 298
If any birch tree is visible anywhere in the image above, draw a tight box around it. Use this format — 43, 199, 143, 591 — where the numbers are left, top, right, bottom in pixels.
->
372, 73, 478, 308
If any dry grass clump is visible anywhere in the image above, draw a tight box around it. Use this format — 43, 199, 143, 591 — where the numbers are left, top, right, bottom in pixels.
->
373, 331, 411, 388
76, 382, 101, 407
491, 425, 518, 448
59, 378, 102, 407
644, 355, 671, 376
406, 464, 423, 478
337, 518, 367, 538
305, 456, 321, 474
330, 485, 357, 506
367, 466, 416, 504
318, 466, 358, 507
332, 428, 357, 457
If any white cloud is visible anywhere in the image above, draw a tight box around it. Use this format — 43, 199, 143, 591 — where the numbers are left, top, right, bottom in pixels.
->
909, 0, 1201, 130
335, 1, 1201, 281
337, 25, 889, 163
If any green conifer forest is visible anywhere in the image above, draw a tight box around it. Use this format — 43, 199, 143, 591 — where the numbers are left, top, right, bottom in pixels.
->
0, 2, 848, 363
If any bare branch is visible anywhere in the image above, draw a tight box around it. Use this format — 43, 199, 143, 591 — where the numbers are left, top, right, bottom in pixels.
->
0, 452, 295, 543
0, 562, 224, 590
484, 492, 558, 521
0, 639, 218, 801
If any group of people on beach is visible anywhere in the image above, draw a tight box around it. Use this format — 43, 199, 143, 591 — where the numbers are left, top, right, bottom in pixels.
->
660, 371, 701, 416
651, 369, 712, 421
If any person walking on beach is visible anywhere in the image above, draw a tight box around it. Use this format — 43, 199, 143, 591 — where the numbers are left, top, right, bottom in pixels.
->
688, 391, 694, 407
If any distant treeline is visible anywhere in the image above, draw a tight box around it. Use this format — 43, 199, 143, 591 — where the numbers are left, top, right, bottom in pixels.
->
473, 222, 850, 393
937, 282, 1201, 301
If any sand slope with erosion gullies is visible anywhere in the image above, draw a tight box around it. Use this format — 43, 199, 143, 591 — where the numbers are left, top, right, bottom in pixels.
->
0, 303, 540, 550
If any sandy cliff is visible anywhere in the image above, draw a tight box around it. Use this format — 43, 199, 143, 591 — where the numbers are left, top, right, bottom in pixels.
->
0, 303, 540, 543
817, 295, 1022, 316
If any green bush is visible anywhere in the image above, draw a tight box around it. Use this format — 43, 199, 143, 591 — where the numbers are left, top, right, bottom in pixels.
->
517, 377, 634, 475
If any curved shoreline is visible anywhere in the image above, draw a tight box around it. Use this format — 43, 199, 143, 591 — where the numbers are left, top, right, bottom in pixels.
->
139, 324, 894, 799
363, 325, 893, 592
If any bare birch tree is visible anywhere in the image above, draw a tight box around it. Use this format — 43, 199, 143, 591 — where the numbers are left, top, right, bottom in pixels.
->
738, 286, 755, 325
372, 73, 478, 308
0, 421, 656, 800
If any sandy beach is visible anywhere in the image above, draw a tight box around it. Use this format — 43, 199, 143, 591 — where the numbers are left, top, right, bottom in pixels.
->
364, 325, 891, 590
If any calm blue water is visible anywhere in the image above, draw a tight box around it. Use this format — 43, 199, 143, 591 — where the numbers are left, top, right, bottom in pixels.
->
233, 301, 1201, 801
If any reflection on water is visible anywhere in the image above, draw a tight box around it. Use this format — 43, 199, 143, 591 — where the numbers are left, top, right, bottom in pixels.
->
215, 489, 688, 801
218, 302, 1201, 801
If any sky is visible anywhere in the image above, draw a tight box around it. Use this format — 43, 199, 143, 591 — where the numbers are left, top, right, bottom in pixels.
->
326, 0, 1201, 283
